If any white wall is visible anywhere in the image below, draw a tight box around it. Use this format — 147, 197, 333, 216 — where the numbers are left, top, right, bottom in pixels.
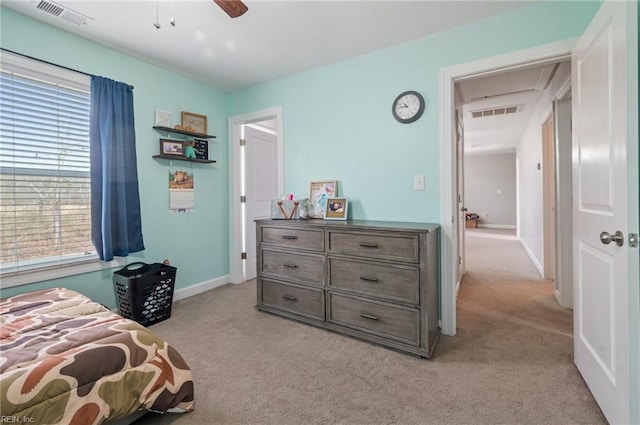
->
464, 153, 516, 227
516, 61, 571, 275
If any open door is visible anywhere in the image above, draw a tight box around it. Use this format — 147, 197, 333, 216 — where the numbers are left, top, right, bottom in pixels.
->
455, 108, 466, 286
244, 125, 279, 280
572, 1, 636, 423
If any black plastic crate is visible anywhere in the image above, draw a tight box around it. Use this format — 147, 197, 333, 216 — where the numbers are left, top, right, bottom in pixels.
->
113, 262, 177, 326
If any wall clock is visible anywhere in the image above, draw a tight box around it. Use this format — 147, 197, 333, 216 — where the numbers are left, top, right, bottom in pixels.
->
392, 90, 425, 124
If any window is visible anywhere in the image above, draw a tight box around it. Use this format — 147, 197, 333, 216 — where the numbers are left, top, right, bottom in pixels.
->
0, 50, 102, 282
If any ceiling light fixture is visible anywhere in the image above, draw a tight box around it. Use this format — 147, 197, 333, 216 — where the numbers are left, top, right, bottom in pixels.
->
153, 0, 161, 29
154, 0, 177, 29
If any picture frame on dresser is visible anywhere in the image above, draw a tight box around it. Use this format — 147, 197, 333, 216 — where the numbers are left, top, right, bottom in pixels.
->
309, 180, 337, 218
324, 197, 348, 220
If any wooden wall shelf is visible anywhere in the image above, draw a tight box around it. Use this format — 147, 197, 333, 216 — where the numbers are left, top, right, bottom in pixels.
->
152, 126, 216, 139
152, 154, 216, 164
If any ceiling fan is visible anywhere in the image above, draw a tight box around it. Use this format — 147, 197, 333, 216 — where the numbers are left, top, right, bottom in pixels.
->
213, 0, 248, 18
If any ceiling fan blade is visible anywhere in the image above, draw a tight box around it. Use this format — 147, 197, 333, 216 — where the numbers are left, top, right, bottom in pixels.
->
214, 0, 248, 18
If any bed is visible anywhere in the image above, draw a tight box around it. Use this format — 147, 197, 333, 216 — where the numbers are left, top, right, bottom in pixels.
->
0, 287, 194, 424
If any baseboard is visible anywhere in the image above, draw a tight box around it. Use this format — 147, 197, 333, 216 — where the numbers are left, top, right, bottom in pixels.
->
476, 224, 517, 229
173, 275, 230, 301
518, 239, 544, 277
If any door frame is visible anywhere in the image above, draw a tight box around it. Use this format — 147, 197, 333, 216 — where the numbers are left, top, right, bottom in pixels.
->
542, 112, 556, 280
552, 92, 574, 308
228, 106, 284, 284
438, 38, 577, 335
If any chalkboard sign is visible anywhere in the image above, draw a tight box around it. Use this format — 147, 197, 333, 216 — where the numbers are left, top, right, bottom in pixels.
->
193, 139, 209, 160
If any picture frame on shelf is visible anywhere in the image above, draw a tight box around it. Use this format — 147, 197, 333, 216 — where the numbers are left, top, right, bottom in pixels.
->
309, 180, 337, 218
155, 109, 172, 127
160, 139, 184, 156
193, 139, 209, 160
181, 111, 207, 135
324, 197, 348, 220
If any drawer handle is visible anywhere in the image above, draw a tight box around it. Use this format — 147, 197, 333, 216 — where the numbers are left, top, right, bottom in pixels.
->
282, 235, 298, 240
359, 276, 379, 283
283, 263, 299, 269
360, 313, 379, 321
282, 295, 297, 302
359, 242, 379, 249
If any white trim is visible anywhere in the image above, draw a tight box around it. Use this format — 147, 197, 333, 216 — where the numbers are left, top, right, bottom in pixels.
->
0, 49, 90, 92
172, 275, 230, 301
1, 258, 126, 288
228, 106, 284, 284
476, 224, 517, 230
439, 38, 578, 336
519, 237, 545, 277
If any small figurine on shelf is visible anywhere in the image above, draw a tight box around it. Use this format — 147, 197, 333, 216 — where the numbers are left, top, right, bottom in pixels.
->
184, 140, 197, 158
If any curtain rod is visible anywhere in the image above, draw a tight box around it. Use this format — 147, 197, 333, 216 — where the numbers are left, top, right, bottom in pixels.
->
1, 47, 134, 89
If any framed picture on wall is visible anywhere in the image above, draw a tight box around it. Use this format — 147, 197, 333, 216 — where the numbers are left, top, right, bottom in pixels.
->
181, 111, 207, 135
324, 197, 348, 220
160, 139, 184, 156
309, 180, 337, 218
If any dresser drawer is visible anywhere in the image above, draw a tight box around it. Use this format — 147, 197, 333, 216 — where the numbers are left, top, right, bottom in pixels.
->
328, 258, 419, 304
260, 279, 324, 321
327, 230, 419, 262
260, 226, 324, 251
328, 293, 419, 345
262, 249, 324, 286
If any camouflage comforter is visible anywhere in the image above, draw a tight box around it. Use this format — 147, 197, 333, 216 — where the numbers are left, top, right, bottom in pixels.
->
0, 288, 194, 424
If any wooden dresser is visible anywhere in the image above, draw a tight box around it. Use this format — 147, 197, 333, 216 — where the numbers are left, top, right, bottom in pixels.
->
255, 219, 440, 358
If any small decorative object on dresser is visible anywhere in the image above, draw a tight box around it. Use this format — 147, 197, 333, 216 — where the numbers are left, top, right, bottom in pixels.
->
309, 180, 337, 218
255, 219, 441, 358
324, 197, 348, 220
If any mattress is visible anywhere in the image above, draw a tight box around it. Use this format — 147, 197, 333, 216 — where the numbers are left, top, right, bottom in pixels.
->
0, 287, 194, 424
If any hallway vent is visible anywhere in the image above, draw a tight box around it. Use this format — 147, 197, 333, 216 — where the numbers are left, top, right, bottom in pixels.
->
470, 105, 520, 119
31, 0, 92, 26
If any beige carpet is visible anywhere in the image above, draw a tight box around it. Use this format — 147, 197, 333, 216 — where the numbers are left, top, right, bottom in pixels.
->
134, 232, 606, 425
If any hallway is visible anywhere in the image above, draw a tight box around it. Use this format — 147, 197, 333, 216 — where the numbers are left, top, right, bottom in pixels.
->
436, 229, 606, 423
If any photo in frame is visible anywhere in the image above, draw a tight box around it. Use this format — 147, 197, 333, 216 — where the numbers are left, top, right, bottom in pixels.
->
181, 111, 208, 135
160, 139, 184, 156
309, 180, 337, 218
193, 139, 209, 160
324, 197, 348, 220
155, 109, 171, 127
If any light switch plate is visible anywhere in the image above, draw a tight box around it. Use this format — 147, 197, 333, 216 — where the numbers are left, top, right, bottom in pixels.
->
414, 175, 425, 190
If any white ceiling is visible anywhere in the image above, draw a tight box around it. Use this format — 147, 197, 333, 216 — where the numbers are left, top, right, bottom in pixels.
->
458, 62, 568, 156
2, 0, 538, 92
4, 0, 561, 155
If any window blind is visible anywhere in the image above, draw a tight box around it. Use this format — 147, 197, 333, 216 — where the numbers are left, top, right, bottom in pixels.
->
0, 52, 95, 275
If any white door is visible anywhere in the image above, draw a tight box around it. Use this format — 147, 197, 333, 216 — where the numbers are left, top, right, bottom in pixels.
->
572, 2, 631, 423
456, 110, 466, 283
244, 125, 279, 279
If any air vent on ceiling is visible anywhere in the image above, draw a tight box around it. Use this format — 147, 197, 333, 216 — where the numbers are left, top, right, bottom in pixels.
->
470, 105, 520, 119
32, 0, 92, 26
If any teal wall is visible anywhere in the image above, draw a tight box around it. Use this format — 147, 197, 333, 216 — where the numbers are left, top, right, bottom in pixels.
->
0, 7, 231, 306
3, 3, 639, 421
228, 1, 601, 223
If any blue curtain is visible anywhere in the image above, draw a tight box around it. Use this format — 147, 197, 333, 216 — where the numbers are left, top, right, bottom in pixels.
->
90, 76, 144, 261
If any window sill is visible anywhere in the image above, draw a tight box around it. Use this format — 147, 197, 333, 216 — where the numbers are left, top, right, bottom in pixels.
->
0, 258, 126, 289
